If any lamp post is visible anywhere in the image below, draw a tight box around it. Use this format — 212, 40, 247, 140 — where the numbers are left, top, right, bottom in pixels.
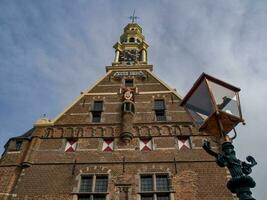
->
180, 73, 257, 200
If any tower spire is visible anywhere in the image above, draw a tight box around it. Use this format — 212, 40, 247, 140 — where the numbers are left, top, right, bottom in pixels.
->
112, 21, 149, 66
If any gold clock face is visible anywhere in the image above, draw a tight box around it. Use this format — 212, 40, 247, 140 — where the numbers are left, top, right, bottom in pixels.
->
119, 50, 141, 63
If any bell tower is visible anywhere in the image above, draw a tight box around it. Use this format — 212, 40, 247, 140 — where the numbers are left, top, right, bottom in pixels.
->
0, 15, 236, 200
112, 22, 149, 66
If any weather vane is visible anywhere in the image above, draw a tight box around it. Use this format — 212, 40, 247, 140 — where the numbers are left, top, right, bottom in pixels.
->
129, 10, 139, 23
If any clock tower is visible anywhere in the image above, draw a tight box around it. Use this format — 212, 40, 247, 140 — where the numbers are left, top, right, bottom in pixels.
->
113, 22, 149, 65
0, 20, 236, 200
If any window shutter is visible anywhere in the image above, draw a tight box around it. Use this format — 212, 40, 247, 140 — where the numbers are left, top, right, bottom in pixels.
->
102, 139, 114, 152
178, 137, 191, 150
140, 138, 152, 151
65, 139, 78, 152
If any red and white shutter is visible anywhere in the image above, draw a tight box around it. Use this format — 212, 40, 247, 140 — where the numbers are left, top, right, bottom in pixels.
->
140, 138, 152, 151
102, 139, 114, 152
65, 139, 78, 152
178, 137, 191, 150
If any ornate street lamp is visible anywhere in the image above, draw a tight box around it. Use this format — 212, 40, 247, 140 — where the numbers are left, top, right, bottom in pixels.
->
180, 73, 257, 200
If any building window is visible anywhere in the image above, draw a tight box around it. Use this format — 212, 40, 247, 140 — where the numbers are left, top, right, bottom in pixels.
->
93, 101, 103, 111
15, 141, 22, 151
141, 175, 153, 191
92, 112, 102, 123
78, 175, 108, 200
122, 102, 135, 113
140, 174, 170, 200
156, 175, 169, 191
95, 176, 108, 192
80, 176, 93, 192
91, 101, 103, 123
177, 136, 191, 150
154, 100, 166, 121
129, 37, 135, 43
125, 79, 134, 87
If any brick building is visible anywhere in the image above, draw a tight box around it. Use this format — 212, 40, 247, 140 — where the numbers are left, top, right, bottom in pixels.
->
0, 22, 235, 200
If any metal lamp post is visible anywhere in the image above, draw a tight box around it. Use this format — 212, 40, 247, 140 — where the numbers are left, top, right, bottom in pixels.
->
180, 73, 257, 200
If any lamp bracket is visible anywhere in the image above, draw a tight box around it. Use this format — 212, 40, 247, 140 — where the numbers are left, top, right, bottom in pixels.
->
203, 140, 257, 199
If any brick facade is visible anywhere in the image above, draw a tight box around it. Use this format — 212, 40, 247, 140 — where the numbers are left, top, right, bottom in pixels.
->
0, 22, 235, 200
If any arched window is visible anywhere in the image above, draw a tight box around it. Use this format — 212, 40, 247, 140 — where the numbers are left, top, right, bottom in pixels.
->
125, 79, 134, 87
129, 37, 135, 43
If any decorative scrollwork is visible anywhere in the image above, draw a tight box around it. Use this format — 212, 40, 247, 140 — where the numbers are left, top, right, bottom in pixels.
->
203, 140, 257, 176
203, 140, 257, 199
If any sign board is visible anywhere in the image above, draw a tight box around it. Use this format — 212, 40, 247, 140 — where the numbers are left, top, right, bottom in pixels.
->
113, 71, 146, 79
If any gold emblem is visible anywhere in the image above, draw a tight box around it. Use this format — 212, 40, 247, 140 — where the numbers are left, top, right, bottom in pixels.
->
124, 90, 133, 100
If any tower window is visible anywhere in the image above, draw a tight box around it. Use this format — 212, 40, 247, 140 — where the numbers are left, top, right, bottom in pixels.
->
154, 100, 166, 121
129, 37, 135, 43
125, 103, 131, 111
125, 79, 134, 87
91, 101, 103, 123
79, 175, 108, 200
140, 174, 170, 200
122, 102, 135, 113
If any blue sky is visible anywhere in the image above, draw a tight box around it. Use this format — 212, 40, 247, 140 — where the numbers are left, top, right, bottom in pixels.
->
0, 1, 266, 198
